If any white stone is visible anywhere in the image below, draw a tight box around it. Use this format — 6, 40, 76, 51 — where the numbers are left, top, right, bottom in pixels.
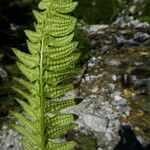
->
89, 25, 108, 33
85, 76, 90, 81
107, 60, 121, 66
88, 63, 94, 67
111, 95, 127, 106
112, 75, 117, 81
129, 6, 136, 14
91, 86, 99, 93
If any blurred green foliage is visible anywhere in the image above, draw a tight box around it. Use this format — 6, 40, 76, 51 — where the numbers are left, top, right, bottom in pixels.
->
75, 133, 97, 150
74, 0, 122, 24
139, 0, 150, 23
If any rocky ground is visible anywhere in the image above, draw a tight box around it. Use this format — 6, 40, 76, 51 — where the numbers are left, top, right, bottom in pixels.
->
0, 14, 150, 150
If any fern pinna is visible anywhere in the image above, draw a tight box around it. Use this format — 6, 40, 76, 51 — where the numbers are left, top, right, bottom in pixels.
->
12, 0, 81, 149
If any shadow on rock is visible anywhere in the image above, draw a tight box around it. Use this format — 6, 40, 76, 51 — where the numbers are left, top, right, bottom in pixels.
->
114, 125, 149, 150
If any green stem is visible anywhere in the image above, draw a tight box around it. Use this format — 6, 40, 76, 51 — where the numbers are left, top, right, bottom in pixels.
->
39, 23, 46, 150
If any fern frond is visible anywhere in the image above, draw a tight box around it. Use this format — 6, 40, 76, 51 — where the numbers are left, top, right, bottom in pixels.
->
45, 42, 78, 59
46, 114, 78, 127
45, 98, 82, 114
12, 0, 81, 149
16, 63, 39, 82
12, 48, 39, 68
14, 77, 39, 95
12, 124, 40, 145
45, 84, 74, 98
47, 123, 78, 139
47, 140, 77, 150
45, 53, 80, 71
21, 141, 36, 150
48, 33, 74, 47
15, 98, 39, 121
13, 112, 39, 133
27, 40, 40, 54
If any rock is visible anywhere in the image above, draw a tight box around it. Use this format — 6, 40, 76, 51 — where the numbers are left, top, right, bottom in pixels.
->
107, 59, 121, 66
114, 35, 127, 44
83, 114, 108, 132
0, 67, 7, 78
111, 95, 127, 106
101, 45, 109, 54
85, 74, 90, 81
0, 125, 23, 150
89, 25, 108, 33
135, 22, 150, 29
120, 23, 127, 29
129, 5, 136, 14
91, 86, 99, 93
112, 75, 117, 81
88, 62, 94, 67
130, 19, 140, 26
134, 32, 150, 42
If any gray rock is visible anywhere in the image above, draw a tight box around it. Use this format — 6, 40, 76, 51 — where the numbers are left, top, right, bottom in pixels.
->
120, 23, 127, 29
0, 125, 23, 150
129, 6, 136, 14
101, 45, 109, 54
135, 22, 150, 29
111, 95, 127, 106
107, 60, 121, 66
0, 67, 7, 78
89, 25, 108, 33
83, 114, 108, 132
134, 32, 150, 42
91, 86, 99, 93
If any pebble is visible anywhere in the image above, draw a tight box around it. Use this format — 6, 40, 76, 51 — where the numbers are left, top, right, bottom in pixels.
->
107, 60, 121, 66
89, 25, 108, 33
101, 45, 109, 54
112, 75, 117, 81
120, 22, 127, 29
0, 67, 7, 78
88, 62, 94, 67
129, 5, 136, 14
85, 74, 90, 81
91, 87, 99, 93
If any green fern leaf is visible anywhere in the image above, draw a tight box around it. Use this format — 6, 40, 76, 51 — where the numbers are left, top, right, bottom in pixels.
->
45, 42, 78, 59
27, 40, 40, 54
46, 114, 78, 127
15, 98, 39, 122
48, 33, 74, 47
13, 112, 39, 133
12, 125, 40, 145
25, 30, 41, 43
21, 141, 36, 150
47, 141, 77, 150
12, 48, 39, 68
12, 0, 81, 149
47, 123, 78, 139
16, 63, 39, 82
14, 77, 39, 95
45, 98, 82, 114
45, 84, 74, 98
